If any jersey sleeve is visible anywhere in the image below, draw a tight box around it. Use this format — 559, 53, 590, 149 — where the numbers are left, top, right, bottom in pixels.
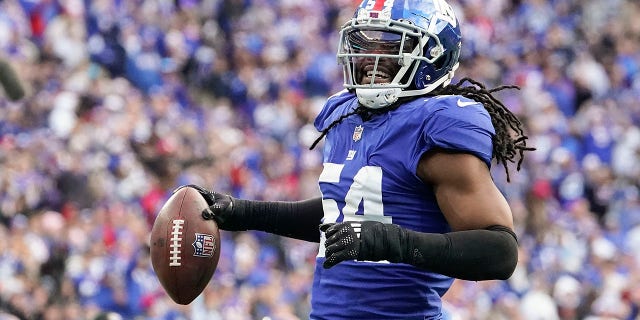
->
415, 96, 495, 168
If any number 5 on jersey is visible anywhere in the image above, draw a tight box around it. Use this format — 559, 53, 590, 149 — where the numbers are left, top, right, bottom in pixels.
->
318, 163, 392, 225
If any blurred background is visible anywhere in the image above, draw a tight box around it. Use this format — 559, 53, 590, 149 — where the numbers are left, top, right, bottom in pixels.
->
0, 0, 639, 319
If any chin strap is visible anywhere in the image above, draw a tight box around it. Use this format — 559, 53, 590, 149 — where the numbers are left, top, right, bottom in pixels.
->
356, 63, 459, 109
356, 87, 402, 109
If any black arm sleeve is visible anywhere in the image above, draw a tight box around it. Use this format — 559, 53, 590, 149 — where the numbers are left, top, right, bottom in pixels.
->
231, 197, 324, 243
370, 224, 518, 281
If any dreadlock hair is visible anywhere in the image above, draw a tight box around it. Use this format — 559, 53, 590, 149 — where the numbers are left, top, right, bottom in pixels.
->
309, 77, 536, 182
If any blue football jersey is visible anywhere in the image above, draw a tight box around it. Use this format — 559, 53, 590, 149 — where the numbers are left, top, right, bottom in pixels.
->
310, 91, 495, 319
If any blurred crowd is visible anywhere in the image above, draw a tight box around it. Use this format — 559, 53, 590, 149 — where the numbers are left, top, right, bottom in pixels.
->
0, 0, 639, 319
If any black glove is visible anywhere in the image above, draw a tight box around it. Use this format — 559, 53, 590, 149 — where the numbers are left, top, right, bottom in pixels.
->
321, 221, 405, 269
176, 185, 244, 231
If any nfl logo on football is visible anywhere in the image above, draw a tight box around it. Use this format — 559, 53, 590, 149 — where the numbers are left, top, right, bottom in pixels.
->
353, 125, 364, 142
192, 233, 216, 257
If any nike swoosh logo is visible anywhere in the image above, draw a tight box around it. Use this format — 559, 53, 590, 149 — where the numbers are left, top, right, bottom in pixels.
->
457, 99, 478, 107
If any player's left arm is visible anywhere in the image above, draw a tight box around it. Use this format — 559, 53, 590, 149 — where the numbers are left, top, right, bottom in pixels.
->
322, 150, 518, 281
411, 150, 518, 279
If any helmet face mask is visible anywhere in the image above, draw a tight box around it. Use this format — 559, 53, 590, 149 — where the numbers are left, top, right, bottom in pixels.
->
345, 29, 420, 87
338, 0, 462, 109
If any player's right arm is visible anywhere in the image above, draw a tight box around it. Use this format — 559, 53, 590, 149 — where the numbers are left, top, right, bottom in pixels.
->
186, 185, 325, 243
188, 92, 354, 243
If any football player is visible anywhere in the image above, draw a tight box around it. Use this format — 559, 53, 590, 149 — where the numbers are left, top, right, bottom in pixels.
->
190, 0, 534, 318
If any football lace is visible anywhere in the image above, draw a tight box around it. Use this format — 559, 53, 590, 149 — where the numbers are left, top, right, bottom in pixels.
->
169, 219, 185, 266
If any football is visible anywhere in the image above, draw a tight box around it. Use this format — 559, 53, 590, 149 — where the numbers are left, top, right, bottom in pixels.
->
150, 186, 221, 305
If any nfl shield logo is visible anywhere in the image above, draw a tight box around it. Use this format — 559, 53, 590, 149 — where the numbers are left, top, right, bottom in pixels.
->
353, 125, 364, 142
192, 233, 215, 257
